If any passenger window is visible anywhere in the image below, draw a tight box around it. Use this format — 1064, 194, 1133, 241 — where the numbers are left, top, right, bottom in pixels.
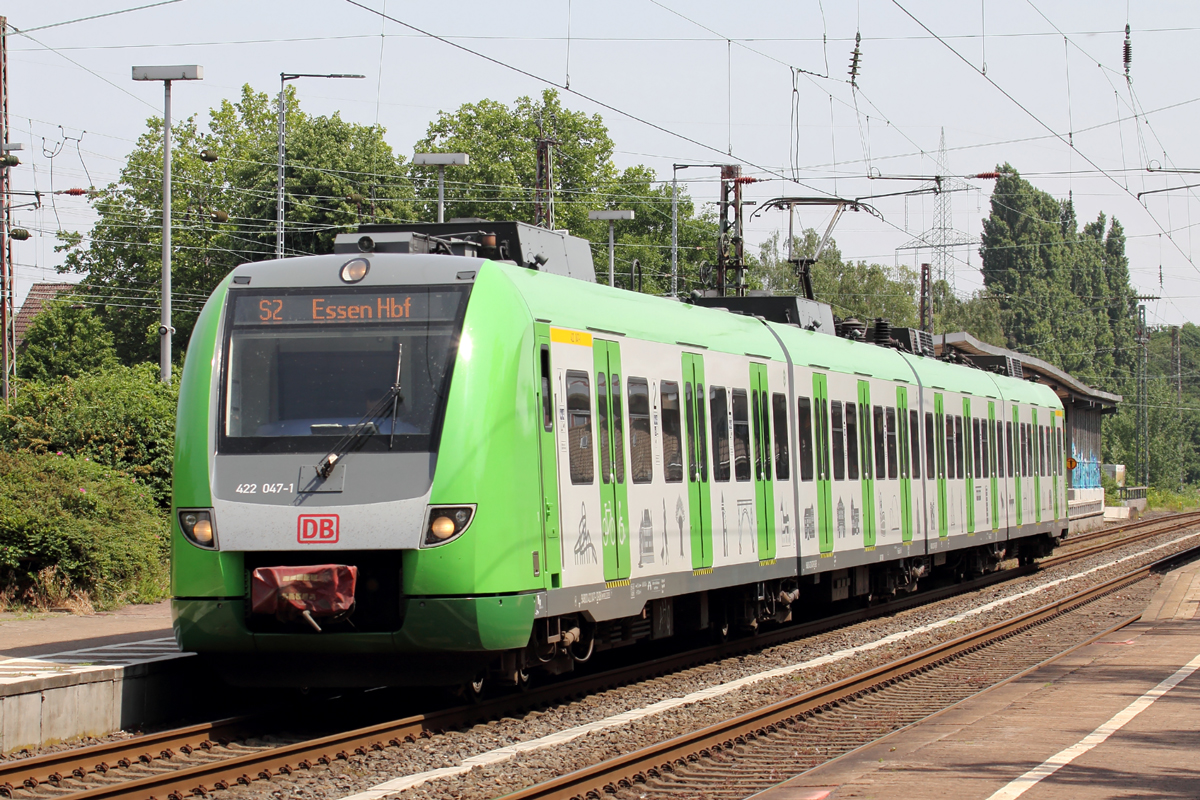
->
945, 414, 955, 480
540, 346, 553, 432
995, 420, 1004, 478
1056, 428, 1063, 475
860, 403, 873, 480
954, 416, 965, 479
818, 398, 831, 481
772, 393, 790, 481
685, 382, 698, 482
628, 378, 653, 484
598, 372, 611, 484
732, 389, 752, 481
566, 370, 594, 485
696, 383, 709, 483
797, 396, 814, 482
710, 386, 731, 482
752, 390, 765, 481
873, 406, 887, 480
846, 402, 860, 480
611, 374, 625, 484
1020, 423, 1029, 477
831, 401, 846, 481
885, 407, 898, 480
981, 418, 990, 478
898, 407, 909, 480
661, 381, 683, 483
759, 390, 773, 480
924, 411, 935, 479
972, 419, 981, 479
1006, 421, 1014, 478
910, 409, 921, 480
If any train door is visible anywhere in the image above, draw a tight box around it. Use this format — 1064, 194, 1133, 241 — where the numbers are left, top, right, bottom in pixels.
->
988, 402, 999, 532
897, 386, 913, 543
750, 363, 777, 561
535, 331, 562, 587
594, 340, 631, 582
857, 380, 877, 548
963, 398, 976, 534
1032, 408, 1042, 525
935, 393, 948, 539
682, 353, 713, 570
812, 374, 833, 554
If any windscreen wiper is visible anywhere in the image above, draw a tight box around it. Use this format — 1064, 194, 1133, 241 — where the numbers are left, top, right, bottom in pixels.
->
315, 344, 403, 479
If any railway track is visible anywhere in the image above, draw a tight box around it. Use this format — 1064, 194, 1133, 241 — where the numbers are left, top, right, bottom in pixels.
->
3, 511, 1197, 800
502, 540, 1200, 800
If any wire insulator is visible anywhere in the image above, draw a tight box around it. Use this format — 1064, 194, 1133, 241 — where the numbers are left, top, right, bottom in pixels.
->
848, 31, 862, 87
10, 228, 31, 241
1123, 24, 1132, 79
974, 172, 1000, 180
57, 187, 88, 196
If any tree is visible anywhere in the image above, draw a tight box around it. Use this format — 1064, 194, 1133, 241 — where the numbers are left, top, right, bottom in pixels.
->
17, 300, 117, 381
413, 89, 717, 291
59, 85, 413, 365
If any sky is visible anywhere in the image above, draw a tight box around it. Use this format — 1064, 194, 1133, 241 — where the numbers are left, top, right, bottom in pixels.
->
6, 0, 1200, 331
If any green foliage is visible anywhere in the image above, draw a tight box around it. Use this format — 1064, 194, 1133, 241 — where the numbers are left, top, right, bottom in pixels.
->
0, 452, 168, 609
60, 85, 413, 364
414, 89, 717, 291
1146, 485, 1200, 512
17, 299, 117, 381
0, 363, 177, 507
980, 164, 1138, 388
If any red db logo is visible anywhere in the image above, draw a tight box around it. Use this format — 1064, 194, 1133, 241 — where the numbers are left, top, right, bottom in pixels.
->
297, 514, 339, 544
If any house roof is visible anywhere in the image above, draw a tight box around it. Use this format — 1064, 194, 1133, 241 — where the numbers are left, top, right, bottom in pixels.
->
13, 282, 76, 350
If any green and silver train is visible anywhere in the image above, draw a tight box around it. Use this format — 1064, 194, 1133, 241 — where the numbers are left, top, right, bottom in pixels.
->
171, 221, 1068, 688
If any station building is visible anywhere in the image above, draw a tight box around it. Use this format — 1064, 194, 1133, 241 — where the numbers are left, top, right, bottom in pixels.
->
935, 332, 1121, 532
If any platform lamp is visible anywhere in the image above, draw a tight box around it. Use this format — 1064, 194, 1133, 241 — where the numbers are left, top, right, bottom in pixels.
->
132, 65, 204, 385
588, 210, 635, 288
413, 153, 469, 223
277, 72, 365, 258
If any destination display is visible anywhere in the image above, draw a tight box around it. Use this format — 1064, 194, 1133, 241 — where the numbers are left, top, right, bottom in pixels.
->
232, 288, 465, 326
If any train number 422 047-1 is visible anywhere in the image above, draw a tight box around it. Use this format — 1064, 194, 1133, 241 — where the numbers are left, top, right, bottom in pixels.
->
235, 483, 293, 494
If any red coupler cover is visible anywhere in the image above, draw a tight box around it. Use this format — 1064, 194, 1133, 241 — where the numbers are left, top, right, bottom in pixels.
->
251, 564, 357, 620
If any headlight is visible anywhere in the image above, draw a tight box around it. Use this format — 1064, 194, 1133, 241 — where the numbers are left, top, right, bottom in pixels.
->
178, 509, 218, 550
422, 505, 476, 547
340, 256, 370, 282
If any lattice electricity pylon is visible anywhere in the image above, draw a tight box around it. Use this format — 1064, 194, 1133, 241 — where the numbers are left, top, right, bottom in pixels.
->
895, 129, 976, 303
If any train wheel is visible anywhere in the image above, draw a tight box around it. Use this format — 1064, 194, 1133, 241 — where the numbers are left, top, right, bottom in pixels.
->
461, 674, 486, 704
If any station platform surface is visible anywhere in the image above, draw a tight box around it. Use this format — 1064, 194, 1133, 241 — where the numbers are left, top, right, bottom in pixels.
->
0, 601, 189, 753
755, 558, 1200, 800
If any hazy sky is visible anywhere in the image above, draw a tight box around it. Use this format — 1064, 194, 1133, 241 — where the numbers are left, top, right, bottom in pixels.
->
7, 0, 1200, 331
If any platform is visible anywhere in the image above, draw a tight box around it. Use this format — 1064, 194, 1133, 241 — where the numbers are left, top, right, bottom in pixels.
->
0, 602, 194, 754
754, 558, 1200, 800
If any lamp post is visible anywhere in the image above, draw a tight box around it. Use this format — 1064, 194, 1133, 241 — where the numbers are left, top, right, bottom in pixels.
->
588, 210, 635, 288
132, 65, 203, 384
277, 72, 365, 259
412, 153, 469, 223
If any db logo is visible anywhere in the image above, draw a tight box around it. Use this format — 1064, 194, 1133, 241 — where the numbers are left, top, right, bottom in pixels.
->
297, 514, 339, 544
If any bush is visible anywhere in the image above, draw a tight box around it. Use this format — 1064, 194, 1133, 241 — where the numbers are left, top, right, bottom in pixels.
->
1147, 485, 1200, 513
0, 452, 169, 610
0, 363, 177, 507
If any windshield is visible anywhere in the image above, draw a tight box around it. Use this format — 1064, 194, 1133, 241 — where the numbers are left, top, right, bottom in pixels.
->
219, 285, 469, 454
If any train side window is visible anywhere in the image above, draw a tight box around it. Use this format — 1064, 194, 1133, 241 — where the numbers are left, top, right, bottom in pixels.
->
696, 383, 709, 483
1006, 421, 1014, 478
983, 419, 991, 478
898, 408, 909, 480
846, 402, 860, 480
759, 390, 773, 480
873, 405, 886, 479
995, 420, 1004, 477
1020, 423, 1029, 477
732, 389, 752, 482
566, 370, 594, 485
819, 398, 831, 482
685, 383, 698, 483
831, 401, 846, 481
971, 419, 980, 478
598, 372, 612, 484
945, 413, 956, 480
797, 397, 814, 481
628, 378, 653, 484
710, 386, 731, 482
772, 393, 790, 481
611, 374, 625, 484
910, 409, 921, 480
660, 381, 683, 483
751, 389, 765, 481
954, 416, 965, 479
1041, 426, 1048, 477
885, 407, 898, 480
540, 345, 553, 432
924, 411, 935, 479
1056, 428, 1063, 475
